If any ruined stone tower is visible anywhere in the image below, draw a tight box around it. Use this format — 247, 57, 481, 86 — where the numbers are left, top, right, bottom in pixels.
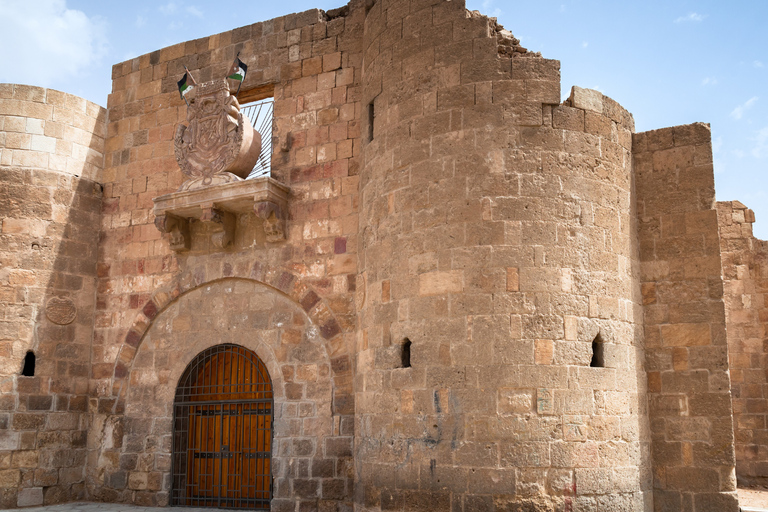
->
0, 0, 765, 511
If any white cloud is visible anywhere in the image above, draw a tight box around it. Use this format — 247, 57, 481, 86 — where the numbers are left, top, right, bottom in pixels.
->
712, 136, 725, 175
159, 1, 178, 15
0, 0, 107, 86
582, 41, 588, 48
712, 136, 722, 154
135, 15, 146, 28
701, 77, 718, 86
752, 127, 768, 158
186, 6, 204, 19
559, 4, 566, 13
713, 156, 726, 174
730, 96, 759, 120
479, 0, 501, 17
168, 20, 183, 30
675, 12, 706, 23
755, 60, 765, 68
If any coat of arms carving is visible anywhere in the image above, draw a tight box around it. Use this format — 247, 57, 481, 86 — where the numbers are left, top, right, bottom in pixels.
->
174, 78, 262, 190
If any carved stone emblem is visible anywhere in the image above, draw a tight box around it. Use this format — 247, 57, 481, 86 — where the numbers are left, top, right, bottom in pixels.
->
45, 296, 77, 325
174, 79, 262, 190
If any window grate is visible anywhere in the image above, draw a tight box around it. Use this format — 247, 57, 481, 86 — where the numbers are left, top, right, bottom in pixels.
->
241, 98, 274, 179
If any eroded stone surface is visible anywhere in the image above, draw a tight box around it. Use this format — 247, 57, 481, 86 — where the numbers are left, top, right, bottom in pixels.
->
0, 84, 104, 506
0, 1, 762, 511
718, 201, 768, 488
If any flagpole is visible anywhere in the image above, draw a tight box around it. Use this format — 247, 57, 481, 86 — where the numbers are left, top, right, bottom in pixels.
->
183, 66, 198, 85
236, 52, 243, 97
231, 52, 244, 97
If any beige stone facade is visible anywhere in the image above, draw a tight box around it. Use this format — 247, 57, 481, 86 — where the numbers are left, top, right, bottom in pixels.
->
0, 0, 765, 510
718, 201, 768, 488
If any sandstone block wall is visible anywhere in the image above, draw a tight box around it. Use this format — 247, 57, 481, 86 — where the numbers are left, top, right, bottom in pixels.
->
718, 201, 768, 487
104, 280, 342, 508
634, 123, 738, 511
0, 2, 755, 511
0, 84, 106, 506
89, 4, 365, 510
357, 1, 651, 510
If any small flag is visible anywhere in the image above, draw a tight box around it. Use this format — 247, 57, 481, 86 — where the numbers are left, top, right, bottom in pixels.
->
227, 54, 247, 95
177, 73, 193, 103
177, 66, 198, 105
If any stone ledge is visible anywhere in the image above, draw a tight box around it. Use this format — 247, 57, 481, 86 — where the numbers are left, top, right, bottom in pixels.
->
152, 176, 290, 251
153, 176, 288, 217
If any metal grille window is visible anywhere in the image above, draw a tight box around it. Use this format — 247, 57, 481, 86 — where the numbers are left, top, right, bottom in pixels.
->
171, 344, 273, 509
241, 98, 274, 179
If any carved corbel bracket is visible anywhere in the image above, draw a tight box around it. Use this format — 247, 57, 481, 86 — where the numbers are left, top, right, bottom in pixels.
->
152, 176, 290, 252
154, 213, 190, 252
201, 206, 236, 249
254, 201, 286, 243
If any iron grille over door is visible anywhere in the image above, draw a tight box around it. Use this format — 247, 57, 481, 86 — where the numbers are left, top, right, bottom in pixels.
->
171, 344, 273, 509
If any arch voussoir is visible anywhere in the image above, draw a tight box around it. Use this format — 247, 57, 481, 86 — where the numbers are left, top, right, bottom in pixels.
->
108, 262, 351, 402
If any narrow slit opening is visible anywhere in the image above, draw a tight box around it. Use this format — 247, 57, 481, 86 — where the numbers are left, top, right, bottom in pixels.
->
21, 351, 35, 377
590, 334, 604, 368
367, 102, 375, 142
401, 338, 411, 368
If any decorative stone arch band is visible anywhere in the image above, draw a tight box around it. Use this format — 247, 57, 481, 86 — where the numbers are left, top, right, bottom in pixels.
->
101, 261, 351, 415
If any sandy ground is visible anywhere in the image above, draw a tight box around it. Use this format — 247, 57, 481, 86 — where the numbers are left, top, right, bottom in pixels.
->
740, 488, 768, 509
5, 493, 768, 511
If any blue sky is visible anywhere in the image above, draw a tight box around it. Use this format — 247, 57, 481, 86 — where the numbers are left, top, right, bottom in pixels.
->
1, 0, 766, 238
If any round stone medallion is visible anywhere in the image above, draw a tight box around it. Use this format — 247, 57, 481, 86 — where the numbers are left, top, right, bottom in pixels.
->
45, 296, 77, 325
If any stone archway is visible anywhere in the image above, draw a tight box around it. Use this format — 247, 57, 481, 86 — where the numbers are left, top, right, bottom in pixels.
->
94, 277, 353, 508
97, 261, 351, 417
171, 344, 274, 509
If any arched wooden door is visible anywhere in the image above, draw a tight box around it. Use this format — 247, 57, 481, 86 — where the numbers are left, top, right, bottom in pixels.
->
171, 344, 273, 509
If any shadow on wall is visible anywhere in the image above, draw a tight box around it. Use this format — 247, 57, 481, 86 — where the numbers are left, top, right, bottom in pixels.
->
0, 83, 105, 507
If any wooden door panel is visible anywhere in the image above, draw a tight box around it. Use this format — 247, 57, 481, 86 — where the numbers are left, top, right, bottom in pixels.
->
174, 345, 273, 509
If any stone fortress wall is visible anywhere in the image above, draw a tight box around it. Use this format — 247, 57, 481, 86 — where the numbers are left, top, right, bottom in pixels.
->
634, 124, 737, 510
356, 1, 651, 509
718, 201, 768, 488
0, 0, 765, 510
0, 84, 106, 506
88, 4, 364, 510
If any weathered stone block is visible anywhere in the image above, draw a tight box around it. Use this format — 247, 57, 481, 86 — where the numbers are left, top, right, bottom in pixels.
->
534, 339, 554, 365
569, 86, 603, 113
419, 271, 463, 296
0, 469, 20, 489
12, 414, 46, 431
0, 431, 19, 451
660, 323, 712, 347
16, 487, 43, 507
127, 471, 148, 490
34, 469, 58, 487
